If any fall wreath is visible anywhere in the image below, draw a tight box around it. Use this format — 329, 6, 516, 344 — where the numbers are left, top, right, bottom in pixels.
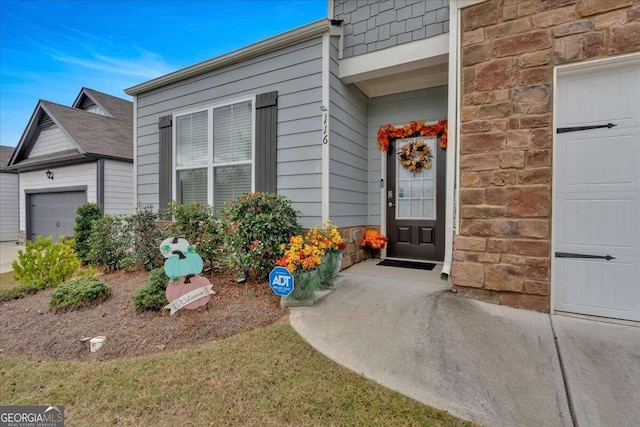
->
397, 140, 433, 174
377, 119, 448, 151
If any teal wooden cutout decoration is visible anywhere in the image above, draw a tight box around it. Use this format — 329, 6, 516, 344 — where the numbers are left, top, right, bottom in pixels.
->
164, 249, 204, 278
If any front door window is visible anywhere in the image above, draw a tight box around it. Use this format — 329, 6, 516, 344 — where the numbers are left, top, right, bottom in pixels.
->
396, 137, 437, 220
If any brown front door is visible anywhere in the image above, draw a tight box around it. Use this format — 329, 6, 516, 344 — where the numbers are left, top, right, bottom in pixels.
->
386, 137, 446, 261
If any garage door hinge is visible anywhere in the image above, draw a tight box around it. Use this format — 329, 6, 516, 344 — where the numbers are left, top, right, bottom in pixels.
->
556, 123, 617, 134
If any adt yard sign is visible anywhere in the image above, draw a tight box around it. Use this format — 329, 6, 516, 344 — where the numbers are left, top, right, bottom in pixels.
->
269, 266, 294, 297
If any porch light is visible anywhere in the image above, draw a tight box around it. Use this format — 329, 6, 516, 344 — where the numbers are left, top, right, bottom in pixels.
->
45, 169, 54, 180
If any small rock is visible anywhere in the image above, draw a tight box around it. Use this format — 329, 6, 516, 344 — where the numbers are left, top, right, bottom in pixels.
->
156, 344, 166, 350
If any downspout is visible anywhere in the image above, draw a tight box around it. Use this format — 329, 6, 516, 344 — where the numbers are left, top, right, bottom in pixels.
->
132, 94, 138, 212
96, 158, 105, 209
442, 1, 462, 279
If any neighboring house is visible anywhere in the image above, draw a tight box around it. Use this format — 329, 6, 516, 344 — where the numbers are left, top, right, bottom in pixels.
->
0, 146, 19, 241
125, 0, 640, 322
7, 88, 134, 243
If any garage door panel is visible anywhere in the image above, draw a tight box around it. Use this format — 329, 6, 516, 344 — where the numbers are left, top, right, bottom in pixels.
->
563, 65, 636, 126
554, 56, 639, 322
30, 191, 86, 241
557, 257, 638, 321
562, 198, 636, 250
563, 133, 636, 189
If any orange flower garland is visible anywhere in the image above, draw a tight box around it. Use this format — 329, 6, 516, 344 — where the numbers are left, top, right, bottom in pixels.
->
377, 119, 448, 151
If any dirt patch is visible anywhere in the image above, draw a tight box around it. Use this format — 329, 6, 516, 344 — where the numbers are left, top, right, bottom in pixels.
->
0, 270, 286, 361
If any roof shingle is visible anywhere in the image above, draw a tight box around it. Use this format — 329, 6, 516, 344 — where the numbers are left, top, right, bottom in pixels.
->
40, 91, 132, 160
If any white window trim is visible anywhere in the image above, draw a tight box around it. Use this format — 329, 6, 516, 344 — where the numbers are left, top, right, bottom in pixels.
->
171, 95, 256, 206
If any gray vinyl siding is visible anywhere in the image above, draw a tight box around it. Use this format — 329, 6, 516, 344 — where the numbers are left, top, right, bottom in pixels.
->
368, 86, 448, 225
28, 126, 75, 157
18, 162, 97, 232
334, 0, 450, 58
328, 36, 369, 227
103, 159, 134, 216
0, 172, 19, 241
135, 37, 323, 228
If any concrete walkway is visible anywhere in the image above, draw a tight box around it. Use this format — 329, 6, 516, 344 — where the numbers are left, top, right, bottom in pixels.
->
0, 241, 22, 273
290, 259, 640, 427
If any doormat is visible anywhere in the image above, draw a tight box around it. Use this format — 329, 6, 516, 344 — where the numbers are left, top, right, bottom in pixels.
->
377, 259, 436, 270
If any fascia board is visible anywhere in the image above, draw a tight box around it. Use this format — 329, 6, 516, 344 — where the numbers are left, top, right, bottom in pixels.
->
125, 19, 333, 96
338, 33, 449, 84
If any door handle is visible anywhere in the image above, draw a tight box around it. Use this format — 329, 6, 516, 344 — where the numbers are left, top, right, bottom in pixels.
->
388, 202, 395, 208
555, 252, 615, 261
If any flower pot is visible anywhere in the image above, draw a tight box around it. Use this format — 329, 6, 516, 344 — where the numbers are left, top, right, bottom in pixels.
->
318, 251, 342, 289
281, 269, 319, 306
364, 247, 381, 259
329, 251, 343, 278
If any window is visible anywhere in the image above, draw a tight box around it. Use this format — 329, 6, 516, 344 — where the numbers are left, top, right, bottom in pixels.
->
174, 98, 254, 210
396, 137, 437, 220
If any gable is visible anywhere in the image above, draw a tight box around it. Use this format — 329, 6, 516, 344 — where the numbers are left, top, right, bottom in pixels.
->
28, 125, 77, 158
76, 96, 109, 116
75, 92, 110, 117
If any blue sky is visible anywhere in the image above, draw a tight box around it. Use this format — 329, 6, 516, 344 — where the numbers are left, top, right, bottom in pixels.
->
0, 0, 326, 147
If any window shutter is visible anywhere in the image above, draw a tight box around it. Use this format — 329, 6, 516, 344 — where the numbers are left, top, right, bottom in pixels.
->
158, 115, 173, 210
255, 91, 278, 193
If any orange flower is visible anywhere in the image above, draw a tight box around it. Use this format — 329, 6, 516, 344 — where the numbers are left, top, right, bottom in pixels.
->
361, 229, 388, 250
378, 119, 448, 151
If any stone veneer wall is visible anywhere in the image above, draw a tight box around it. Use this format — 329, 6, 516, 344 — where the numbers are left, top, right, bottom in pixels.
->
452, 0, 640, 312
337, 226, 370, 270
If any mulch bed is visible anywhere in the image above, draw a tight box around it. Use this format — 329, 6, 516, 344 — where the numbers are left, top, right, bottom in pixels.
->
0, 270, 286, 361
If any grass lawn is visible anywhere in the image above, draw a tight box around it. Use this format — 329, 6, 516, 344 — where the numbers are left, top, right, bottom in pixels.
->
1, 324, 472, 426
0, 271, 19, 291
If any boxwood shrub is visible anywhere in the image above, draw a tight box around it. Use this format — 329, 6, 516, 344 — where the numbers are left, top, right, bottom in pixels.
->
132, 268, 169, 311
49, 276, 111, 312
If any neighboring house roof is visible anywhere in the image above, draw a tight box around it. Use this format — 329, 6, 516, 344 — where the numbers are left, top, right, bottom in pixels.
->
125, 18, 338, 96
9, 88, 133, 170
0, 145, 17, 172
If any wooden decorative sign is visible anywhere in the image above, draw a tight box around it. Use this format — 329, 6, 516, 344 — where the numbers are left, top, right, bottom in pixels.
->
160, 236, 212, 315
165, 274, 214, 315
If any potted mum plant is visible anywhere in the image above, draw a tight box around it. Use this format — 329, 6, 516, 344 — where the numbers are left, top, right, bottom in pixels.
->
360, 229, 388, 258
276, 235, 323, 306
307, 221, 347, 289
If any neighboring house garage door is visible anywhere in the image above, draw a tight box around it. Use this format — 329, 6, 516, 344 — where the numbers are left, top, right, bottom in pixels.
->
554, 55, 639, 322
28, 190, 86, 242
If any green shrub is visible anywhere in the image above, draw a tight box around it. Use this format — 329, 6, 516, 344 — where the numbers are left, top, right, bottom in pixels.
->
168, 202, 224, 271
49, 276, 111, 311
132, 268, 169, 311
221, 193, 301, 281
74, 202, 103, 261
128, 206, 163, 271
12, 236, 81, 289
86, 215, 134, 271
0, 282, 42, 302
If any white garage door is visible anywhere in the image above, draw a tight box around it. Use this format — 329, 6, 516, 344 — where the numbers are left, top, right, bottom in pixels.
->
554, 55, 640, 321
